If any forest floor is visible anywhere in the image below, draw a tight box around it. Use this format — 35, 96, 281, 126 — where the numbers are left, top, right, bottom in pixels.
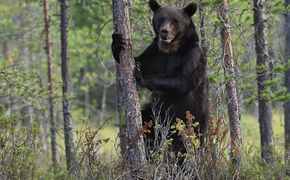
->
37, 110, 285, 170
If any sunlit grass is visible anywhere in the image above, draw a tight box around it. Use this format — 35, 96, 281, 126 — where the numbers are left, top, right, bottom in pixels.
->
241, 109, 285, 152
37, 120, 118, 170
37, 109, 287, 172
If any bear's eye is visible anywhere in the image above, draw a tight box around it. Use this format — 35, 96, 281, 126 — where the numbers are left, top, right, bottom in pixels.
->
158, 18, 164, 24
172, 19, 179, 24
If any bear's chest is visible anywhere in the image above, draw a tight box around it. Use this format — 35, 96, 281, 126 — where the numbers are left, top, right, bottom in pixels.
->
162, 54, 183, 73
149, 52, 184, 74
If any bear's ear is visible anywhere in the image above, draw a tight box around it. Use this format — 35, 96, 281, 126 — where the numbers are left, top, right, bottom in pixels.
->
183, 3, 197, 17
149, 0, 161, 12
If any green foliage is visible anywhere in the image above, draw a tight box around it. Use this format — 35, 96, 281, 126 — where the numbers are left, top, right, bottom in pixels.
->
273, 0, 283, 6
200, 0, 212, 7
224, 74, 230, 84
271, 6, 284, 14
273, 64, 285, 73
285, 4, 290, 12
276, 93, 290, 102
213, 18, 222, 26
284, 60, 290, 70
274, 87, 287, 97
263, 78, 278, 87
256, 64, 266, 72
270, 93, 276, 100
0, 59, 58, 106
242, 14, 252, 22
208, 72, 219, 84
0, 105, 42, 179
246, 96, 256, 106
132, 5, 146, 14
213, 0, 224, 6
261, 92, 268, 100
272, 61, 290, 74
42, 165, 76, 180
261, 88, 271, 95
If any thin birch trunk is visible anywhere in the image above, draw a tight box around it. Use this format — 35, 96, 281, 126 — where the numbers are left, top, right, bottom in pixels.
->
112, 0, 145, 177
254, 0, 275, 163
218, 0, 242, 164
43, 0, 58, 166
98, 83, 107, 141
60, 0, 75, 173
84, 66, 89, 117
99, 84, 107, 126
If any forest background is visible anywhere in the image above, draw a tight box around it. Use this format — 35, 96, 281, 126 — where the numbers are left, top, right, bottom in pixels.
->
0, 0, 289, 179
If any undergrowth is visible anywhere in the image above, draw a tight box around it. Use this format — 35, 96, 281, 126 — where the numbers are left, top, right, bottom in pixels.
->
1, 104, 289, 179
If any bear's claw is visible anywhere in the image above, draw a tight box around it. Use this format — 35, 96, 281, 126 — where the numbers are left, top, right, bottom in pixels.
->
111, 33, 126, 63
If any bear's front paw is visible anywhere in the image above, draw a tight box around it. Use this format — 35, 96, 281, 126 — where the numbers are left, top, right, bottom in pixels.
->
134, 62, 145, 87
111, 33, 126, 63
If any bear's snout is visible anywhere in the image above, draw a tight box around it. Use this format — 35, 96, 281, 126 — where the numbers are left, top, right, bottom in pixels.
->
161, 28, 169, 38
159, 28, 173, 44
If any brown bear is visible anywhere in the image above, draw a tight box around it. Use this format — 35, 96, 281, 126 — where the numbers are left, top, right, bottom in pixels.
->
112, 0, 209, 163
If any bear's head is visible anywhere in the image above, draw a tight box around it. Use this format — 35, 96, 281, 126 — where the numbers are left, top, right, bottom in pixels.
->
149, 0, 198, 53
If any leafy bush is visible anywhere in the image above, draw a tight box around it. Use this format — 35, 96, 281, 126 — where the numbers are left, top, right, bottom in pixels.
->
0, 105, 42, 179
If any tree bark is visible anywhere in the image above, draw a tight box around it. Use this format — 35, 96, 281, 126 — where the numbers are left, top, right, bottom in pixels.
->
43, 0, 58, 166
198, 1, 208, 58
254, 0, 275, 163
284, 0, 290, 160
218, 0, 242, 164
60, 0, 75, 173
112, 0, 145, 177
116, 63, 128, 162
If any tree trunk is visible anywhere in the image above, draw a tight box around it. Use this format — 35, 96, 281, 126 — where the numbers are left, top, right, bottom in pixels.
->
218, 0, 242, 164
84, 66, 90, 117
254, 0, 275, 163
60, 0, 75, 173
43, 0, 58, 166
198, 1, 208, 57
38, 42, 50, 155
112, 0, 145, 177
21, 105, 32, 128
3, 42, 11, 61
116, 64, 128, 161
99, 84, 107, 126
284, 0, 290, 160
19, 2, 31, 130
98, 83, 107, 141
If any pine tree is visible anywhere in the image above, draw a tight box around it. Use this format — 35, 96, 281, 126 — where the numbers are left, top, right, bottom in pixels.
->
60, 0, 75, 173
284, 0, 290, 159
254, 0, 275, 163
43, 0, 58, 166
218, 0, 242, 164
112, 0, 145, 177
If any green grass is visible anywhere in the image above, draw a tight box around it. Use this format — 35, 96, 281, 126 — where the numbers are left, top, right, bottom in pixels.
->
37, 122, 118, 170
37, 110, 287, 172
241, 110, 285, 152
